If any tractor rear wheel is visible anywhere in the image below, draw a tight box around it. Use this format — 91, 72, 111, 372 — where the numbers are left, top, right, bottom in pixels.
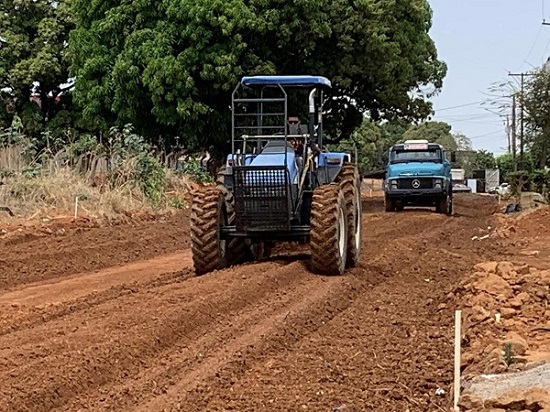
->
216, 167, 247, 265
190, 187, 227, 275
335, 164, 362, 268
310, 185, 348, 275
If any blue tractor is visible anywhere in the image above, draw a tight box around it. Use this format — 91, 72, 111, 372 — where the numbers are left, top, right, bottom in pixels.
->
190, 75, 362, 276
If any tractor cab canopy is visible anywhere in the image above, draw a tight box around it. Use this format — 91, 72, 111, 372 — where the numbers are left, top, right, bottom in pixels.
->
230, 75, 330, 169
240, 75, 332, 89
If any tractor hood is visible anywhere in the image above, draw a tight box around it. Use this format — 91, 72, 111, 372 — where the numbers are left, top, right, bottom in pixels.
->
387, 162, 445, 178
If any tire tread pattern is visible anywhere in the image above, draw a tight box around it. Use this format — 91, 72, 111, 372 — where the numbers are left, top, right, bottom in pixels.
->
190, 187, 222, 275
335, 163, 361, 268
310, 185, 347, 275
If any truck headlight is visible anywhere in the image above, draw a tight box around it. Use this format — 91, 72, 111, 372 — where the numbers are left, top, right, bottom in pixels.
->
390, 179, 398, 188
434, 178, 442, 189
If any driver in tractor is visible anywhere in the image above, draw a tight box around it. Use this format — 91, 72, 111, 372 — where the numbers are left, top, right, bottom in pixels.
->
288, 116, 305, 170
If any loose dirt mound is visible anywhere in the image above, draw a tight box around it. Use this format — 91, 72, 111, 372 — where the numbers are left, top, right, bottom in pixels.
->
455, 261, 549, 376
453, 205, 550, 411
0, 211, 189, 289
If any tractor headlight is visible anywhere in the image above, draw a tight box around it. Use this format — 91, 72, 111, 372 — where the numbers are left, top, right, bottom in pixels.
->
434, 178, 443, 189
390, 179, 398, 189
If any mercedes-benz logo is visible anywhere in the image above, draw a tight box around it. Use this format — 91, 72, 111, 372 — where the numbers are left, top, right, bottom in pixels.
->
412, 179, 421, 189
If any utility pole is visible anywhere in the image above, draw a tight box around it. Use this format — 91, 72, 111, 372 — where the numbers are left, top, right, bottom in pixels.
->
506, 114, 511, 154
511, 95, 517, 172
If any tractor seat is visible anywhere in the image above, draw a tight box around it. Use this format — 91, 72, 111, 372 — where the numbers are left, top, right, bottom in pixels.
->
249, 140, 298, 183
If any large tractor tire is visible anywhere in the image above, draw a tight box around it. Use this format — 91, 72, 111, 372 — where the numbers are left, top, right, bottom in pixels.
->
335, 164, 362, 268
190, 187, 227, 275
216, 167, 248, 264
310, 185, 348, 275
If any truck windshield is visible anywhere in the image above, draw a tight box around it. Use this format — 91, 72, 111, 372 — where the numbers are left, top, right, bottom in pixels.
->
390, 149, 442, 164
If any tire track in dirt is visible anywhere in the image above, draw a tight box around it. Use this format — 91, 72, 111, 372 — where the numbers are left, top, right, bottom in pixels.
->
0, 212, 189, 289
172, 195, 501, 411
0, 194, 501, 411
0, 252, 193, 336
1, 257, 342, 411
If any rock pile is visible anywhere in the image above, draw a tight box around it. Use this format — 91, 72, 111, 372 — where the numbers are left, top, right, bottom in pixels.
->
460, 388, 550, 411
453, 260, 550, 411
454, 261, 549, 374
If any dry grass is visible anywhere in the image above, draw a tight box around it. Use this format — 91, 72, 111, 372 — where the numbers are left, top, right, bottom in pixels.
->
0, 166, 196, 223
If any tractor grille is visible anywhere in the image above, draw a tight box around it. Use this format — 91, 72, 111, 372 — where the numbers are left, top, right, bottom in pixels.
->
398, 178, 434, 189
233, 166, 291, 231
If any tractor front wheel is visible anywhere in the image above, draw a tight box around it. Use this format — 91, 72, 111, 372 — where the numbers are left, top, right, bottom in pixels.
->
310, 185, 348, 275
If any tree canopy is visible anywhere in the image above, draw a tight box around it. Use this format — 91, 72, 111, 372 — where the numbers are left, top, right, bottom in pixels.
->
402, 121, 457, 150
0, 0, 75, 142
69, 0, 446, 152
521, 68, 550, 168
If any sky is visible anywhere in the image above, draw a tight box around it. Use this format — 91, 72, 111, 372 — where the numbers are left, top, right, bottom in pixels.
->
428, 0, 550, 156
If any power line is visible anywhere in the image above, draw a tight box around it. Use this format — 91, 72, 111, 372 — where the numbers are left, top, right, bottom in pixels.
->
439, 113, 501, 120
435, 96, 505, 112
435, 101, 486, 111
469, 130, 505, 141
515, 25, 543, 72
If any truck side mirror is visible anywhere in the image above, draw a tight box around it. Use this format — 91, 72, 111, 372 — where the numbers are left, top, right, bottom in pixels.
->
450, 152, 457, 163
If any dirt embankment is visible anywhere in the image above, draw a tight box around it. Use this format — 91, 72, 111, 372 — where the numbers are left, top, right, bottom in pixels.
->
451, 206, 550, 412
1, 193, 506, 411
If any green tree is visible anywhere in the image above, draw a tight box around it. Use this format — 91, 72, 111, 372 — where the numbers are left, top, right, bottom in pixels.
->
521, 68, 550, 168
402, 121, 457, 150
69, 0, 446, 152
496, 153, 514, 181
453, 132, 473, 151
0, 0, 75, 144
473, 149, 497, 169
336, 118, 409, 175
336, 119, 383, 175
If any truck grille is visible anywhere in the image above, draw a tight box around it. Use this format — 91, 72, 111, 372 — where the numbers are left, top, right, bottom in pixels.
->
398, 178, 434, 189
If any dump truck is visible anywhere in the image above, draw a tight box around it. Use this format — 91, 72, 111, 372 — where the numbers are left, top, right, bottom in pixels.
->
190, 75, 362, 276
384, 139, 454, 215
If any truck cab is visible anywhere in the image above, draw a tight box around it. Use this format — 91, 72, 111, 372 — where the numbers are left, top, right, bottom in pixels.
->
384, 139, 453, 215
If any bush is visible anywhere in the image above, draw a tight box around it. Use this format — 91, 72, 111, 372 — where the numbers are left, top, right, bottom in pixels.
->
106, 125, 167, 203
508, 171, 530, 197
176, 157, 213, 184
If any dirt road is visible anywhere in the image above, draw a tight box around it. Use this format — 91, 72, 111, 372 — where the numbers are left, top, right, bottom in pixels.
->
1, 194, 502, 411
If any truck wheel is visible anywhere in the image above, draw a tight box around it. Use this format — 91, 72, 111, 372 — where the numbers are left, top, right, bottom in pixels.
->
335, 164, 362, 268
385, 196, 396, 212
190, 187, 228, 275
436, 194, 452, 215
310, 185, 348, 275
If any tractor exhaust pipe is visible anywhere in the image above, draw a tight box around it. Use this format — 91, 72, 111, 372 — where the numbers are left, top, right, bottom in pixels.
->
309, 89, 316, 114
309, 89, 318, 147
